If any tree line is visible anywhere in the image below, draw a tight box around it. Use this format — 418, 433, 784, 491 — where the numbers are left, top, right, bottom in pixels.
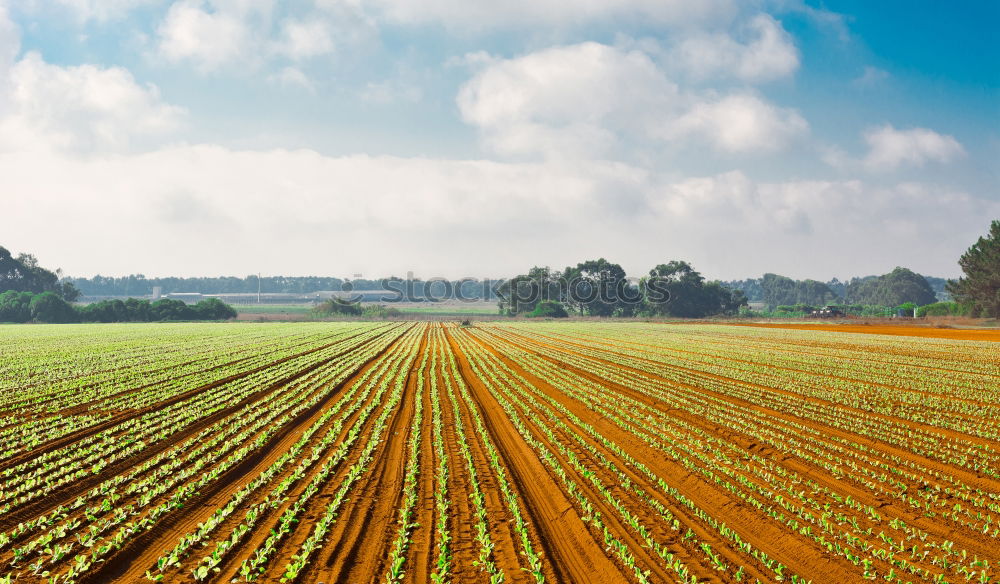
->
1, 246, 239, 323
496, 259, 747, 318
736, 267, 939, 311
0, 293, 237, 324
3, 218, 997, 321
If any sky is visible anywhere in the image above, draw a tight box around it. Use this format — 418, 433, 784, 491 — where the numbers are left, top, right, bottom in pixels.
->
0, 0, 997, 281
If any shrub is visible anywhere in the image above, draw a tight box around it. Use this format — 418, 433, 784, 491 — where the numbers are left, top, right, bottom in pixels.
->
528, 301, 569, 318
312, 298, 362, 317
362, 304, 402, 319
30, 292, 78, 323
194, 298, 238, 320
916, 301, 969, 317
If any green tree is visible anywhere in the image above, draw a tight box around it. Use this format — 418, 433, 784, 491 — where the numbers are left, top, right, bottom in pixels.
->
947, 220, 1000, 317
194, 298, 238, 320
77, 299, 129, 322
846, 267, 936, 306
644, 261, 705, 317
643, 261, 746, 317
0, 291, 33, 322
760, 273, 798, 309
569, 258, 630, 317
30, 292, 78, 323
497, 266, 562, 314
760, 273, 837, 309
0, 246, 80, 300
151, 298, 196, 321
124, 297, 153, 321
312, 297, 362, 317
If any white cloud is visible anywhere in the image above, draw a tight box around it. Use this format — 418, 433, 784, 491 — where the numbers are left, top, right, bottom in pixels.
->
268, 66, 315, 93
863, 125, 965, 172
457, 43, 679, 158
359, 79, 422, 104
768, 0, 849, 41
155, 1, 373, 72
156, 0, 258, 71
0, 2, 17, 112
458, 42, 806, 158
48, 0, 159, 23
0, 146, 992, 279
366, 0, 736, 30
671, 93, 808, 153
853, 66, 890, 87
672, 14, 799, 82
445, 50, 496, 69
274, 18, 334, 60
0, 52, 184, 152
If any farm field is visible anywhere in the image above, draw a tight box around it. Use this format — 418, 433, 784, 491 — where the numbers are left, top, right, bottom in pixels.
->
0, 322, 998, 584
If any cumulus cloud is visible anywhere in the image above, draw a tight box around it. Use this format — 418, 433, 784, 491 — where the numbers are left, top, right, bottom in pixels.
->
863, 125, 965, 172
157, 0, 257, 71
0, 52, 184, 153
670, 93, 808, 153
457, 42, 679, 158
457, 42, 806, 158
155, 0, 373, 71
274, 18, 335, 60
672, 14, 799, 82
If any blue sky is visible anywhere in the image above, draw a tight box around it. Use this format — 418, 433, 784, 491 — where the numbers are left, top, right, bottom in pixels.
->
0, 0, 996, 280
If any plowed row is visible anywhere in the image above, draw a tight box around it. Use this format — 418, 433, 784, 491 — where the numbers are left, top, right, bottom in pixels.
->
1, 321, 997, 583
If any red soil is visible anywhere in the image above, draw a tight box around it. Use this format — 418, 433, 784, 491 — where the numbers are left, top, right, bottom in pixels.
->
737, 322, 1000, 341
3, 321, 997, 584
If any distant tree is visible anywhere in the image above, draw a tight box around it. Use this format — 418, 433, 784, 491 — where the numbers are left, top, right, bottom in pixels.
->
916, 302, 968, 317
723, 278, 763, 302
313, 298, 362, 317
825, 277, 846, 299
643, 261, 747, 317
922, 276, 951, 302
846, 267, 936, 306
362, 304, 402, 319
30, 292, 78, 323
707, 282, 748, 315
760, 274, 798, 309
151, 298, 196, 321
77, 299, 129, 322
497, 266, 562, 314
760, 273, 838, 309
193, 298, 238, 320
644, 261, 705, 317
569, 258, 630, 317
0, 291, 33, 322
124, 297, 153, 321
947, 220, 1000, 317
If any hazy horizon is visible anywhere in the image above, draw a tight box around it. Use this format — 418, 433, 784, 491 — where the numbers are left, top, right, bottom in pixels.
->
1, 1, 997, 281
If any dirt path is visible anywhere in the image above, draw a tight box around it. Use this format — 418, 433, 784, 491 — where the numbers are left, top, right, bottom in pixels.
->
445, 327, 629, 584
